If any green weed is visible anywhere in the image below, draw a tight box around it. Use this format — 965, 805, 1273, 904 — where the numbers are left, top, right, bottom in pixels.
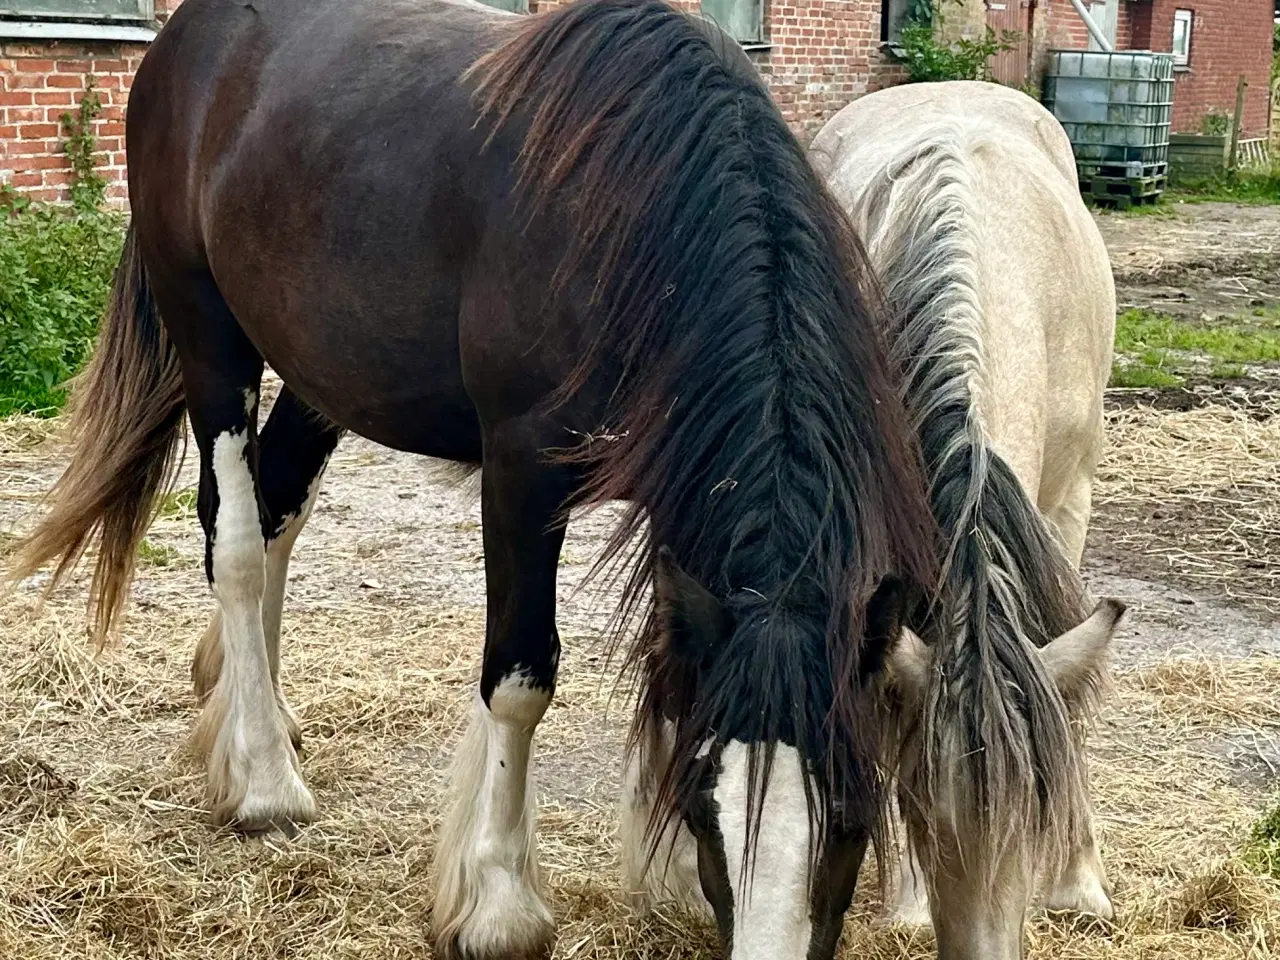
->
137, 539, 181, 568
1244, 803, 1280, 880
157, 488, 198, 520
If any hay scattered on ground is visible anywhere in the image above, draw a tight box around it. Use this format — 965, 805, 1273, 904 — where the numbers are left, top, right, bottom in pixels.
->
3, 390, 1280, 958
3, 588, 1279, 959
1094, 400, 1280, 614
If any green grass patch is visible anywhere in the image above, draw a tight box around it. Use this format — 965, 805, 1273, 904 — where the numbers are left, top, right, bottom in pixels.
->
1250, 304, 1280, 326
1169, 165, 1280, 206
137, 538, 181, 568
1245, 803, 1280, 880
1110, 361, 1182, 389
1109, 199, 1180, 219
0, 204, 125, 416
1115, 308, 1280, 365
157, 488, 198, 520
1210, 362, 1247, 380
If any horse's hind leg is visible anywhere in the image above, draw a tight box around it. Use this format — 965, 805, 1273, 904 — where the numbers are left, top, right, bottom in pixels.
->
191, 387, 343, 752
159, 275, 315, 832
434, 417, 571, 960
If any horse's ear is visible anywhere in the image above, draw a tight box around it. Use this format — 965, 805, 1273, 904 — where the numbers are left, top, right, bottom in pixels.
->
1038, 598, 1125, 702
862, 574, 908, 678
653, 546, 730, 664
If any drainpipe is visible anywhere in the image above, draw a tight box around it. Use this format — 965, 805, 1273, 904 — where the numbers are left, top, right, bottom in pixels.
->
1068, 0, 1114, 52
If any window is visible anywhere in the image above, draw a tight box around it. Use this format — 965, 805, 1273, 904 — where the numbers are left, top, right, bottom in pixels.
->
476, 0, 528, 11
0, 0, 152, 19
1087, 0, 1118, 52
880, 0, 913, 45
701, 0, 763, 45
1172, 9, 1193, 67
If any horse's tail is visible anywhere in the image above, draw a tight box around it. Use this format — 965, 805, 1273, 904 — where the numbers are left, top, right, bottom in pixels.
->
8, 222, 187, 642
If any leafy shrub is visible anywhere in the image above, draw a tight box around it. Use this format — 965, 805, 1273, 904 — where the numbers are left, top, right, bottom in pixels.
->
1200, 111, 1231, 137
897, 5, 1019, 84
0, 204, 125, 416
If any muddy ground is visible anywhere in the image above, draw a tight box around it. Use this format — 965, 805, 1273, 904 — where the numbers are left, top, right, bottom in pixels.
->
1, 202, 1279, 959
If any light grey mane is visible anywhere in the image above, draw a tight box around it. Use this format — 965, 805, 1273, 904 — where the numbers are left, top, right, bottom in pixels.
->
852, 127, 1096, 889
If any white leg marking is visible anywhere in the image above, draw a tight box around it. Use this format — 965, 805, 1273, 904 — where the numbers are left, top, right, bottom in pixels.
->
620, 720, 709, 917
1045, 834, 1114, 920
193, 456, 331, 749
434, 675, 554, 959
198, 426, 315, 830
884, 838, 933, 927
715, 741, 814, 960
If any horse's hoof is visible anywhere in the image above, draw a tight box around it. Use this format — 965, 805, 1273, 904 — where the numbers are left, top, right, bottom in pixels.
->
1044, 877, 1115, 922
210, 768, 317, 836
433, 881, 555, 960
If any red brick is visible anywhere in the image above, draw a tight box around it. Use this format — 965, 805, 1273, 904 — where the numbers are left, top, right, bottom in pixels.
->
17, 123, 58, 139
35, 91, 76, 106
8, 139, 54, 155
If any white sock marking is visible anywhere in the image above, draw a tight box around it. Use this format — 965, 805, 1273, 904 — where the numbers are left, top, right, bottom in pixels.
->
208, 425, 313, 826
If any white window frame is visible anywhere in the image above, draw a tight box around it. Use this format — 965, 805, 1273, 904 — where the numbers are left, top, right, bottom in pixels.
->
700, 0, 764, 46
0, 0, 153, 21
1172, 9, 1193, 67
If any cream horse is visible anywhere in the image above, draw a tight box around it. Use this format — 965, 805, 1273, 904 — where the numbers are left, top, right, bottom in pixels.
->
620, 81, 1125, 959
809, 81, 1123, 958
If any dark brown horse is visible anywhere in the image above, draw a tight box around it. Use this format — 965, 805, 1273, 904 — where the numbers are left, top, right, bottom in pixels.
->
10, 0, 937, 957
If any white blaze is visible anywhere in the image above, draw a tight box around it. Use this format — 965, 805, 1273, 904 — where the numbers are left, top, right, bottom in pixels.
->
714, 741, 814, 960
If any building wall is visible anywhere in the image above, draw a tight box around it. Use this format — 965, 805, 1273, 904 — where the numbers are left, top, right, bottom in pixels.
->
0, 0, 180, 203
2, 0, 902, 204
751, 0, 904, 141
1035, 0, 1272, 137
0, 42, 142, 203
1141, 0, 1273, 137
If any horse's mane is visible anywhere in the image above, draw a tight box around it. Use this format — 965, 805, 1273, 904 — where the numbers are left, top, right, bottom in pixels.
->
848, 127, 1096, 888
469, 0, 936, 865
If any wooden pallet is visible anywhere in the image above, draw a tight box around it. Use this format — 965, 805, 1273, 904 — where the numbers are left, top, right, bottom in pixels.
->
1082, 172, 1166, 209
1078, 160, 1168, 181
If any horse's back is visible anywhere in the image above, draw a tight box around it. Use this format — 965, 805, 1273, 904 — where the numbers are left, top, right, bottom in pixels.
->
125, 0, 522, 452
813, 82, 1114, 515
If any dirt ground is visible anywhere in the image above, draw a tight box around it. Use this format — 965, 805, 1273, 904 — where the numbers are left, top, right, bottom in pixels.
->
1100, 202, 1280, 325
1, 203, 1280, 959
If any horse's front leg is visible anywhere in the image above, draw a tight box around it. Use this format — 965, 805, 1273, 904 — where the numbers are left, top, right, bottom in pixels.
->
434, 419, 572, 960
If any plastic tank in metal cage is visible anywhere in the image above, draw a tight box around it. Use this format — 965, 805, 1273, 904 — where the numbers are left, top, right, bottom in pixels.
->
1042, 49, 1175, 182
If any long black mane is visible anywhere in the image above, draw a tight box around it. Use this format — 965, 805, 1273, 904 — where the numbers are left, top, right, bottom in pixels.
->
472, 0, 937, 856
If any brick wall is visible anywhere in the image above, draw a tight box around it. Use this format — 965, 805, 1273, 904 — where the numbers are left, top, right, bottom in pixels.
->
0, 44, 142, 203
0, 0, 180, 204
2, 0, 898, 204
1141, 0, 1273, 137
1036, 0, 1273, 138
752, 0, 903, 141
